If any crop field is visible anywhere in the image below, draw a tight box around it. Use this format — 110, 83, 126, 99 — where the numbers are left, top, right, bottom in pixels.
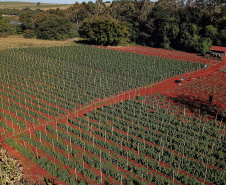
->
166, 70, 226, 120
0, 44, 225, 184
0, 1, 72, 10
98, 46, 221, 66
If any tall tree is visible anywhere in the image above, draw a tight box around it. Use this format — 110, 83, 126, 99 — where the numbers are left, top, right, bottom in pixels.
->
66, 2, 97, 26
79, 16, 130, 46
20, 12, 35, 30
35, 13, 72, 40
0, 17, 15, 36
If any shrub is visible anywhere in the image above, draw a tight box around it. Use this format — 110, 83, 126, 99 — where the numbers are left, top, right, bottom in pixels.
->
0, 148, 30, 184
23, 29, 35, 38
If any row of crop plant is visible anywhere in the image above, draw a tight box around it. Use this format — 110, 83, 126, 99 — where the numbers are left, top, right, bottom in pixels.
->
0, 45, 202, 109
82, 98, 225, 184
4, 94, 224, 184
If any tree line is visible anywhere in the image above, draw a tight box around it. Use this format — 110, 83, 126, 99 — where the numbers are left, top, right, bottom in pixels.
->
0, 0, 225, 54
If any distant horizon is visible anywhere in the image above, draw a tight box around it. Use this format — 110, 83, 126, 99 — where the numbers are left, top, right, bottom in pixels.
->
0, 0, 95, 4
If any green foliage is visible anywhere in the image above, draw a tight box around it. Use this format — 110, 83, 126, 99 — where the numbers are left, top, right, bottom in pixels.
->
199, 38, 212, 55
1, 1, 226, 50
79, 16, 130, 46
0, 17, 16, 37
20, 12, 35, 30
65, 1, 97, 25
203, 25, 218, 39
141, 5, 181, 49
140, 4, 225, 51
23, 29, 35, 38
35, 13, 72, 40
0, 45, 201, 110
0, 8, 43, 17
16, 24, 24, 34
69, 23, 79, 37
1, 0, 225, 50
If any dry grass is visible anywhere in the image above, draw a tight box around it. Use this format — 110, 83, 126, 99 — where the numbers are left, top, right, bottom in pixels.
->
105, 3, 112, 7
0, 35, 79, 50
0, 1, 72, 10
0, 148, 27, 184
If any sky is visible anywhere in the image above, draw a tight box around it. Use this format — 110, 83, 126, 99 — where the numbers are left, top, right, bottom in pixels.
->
1, 0, 89, 4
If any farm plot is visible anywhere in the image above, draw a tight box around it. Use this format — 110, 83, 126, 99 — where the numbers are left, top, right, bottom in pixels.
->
0, 45, 201, 112
0, 45, 208, 183
4, 97, 225, 184
96, 46, 221, 66
162, 70, 226, 121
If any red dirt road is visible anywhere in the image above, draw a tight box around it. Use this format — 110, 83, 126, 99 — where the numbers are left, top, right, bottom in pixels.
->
70, 59, 226, 118
1, 45, 225, 184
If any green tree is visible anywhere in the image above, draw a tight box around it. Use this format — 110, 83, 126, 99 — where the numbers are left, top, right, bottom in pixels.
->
199, 38, 212, 55
110, 0, 141, 42
35, 13, 72, 40
141, 5, 180, 49
79, 16, 130, 46
23, 29, 35, 38
0, 17, 15, 37
203, 25, 218, 38
20, 12, 35, 30
66, 2, 97, 26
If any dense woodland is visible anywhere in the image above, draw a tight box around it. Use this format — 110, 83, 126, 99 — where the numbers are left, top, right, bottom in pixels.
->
0, 0, 226, 53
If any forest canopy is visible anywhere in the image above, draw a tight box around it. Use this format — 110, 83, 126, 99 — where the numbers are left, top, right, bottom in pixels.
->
0, 0, 225, 53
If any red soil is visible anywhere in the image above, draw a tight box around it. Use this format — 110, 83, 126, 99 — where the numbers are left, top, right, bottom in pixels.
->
1, 142, 66, 185
70, 117, 215, 184
1, 46, 225, 184
95, 45, 221, 66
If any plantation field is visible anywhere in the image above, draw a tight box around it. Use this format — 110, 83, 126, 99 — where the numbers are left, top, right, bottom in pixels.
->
98, 46, 221, 66
0, 44, 225, 184
0, 1, 72, 10
165, 70, 226, 120
98, 45, 226, 120
0, 45, 201, 110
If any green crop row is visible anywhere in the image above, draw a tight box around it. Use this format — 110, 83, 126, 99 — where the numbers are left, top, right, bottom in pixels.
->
5, 137, 79, 184
0, 45, 202, 111
85, 100, 225, 184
